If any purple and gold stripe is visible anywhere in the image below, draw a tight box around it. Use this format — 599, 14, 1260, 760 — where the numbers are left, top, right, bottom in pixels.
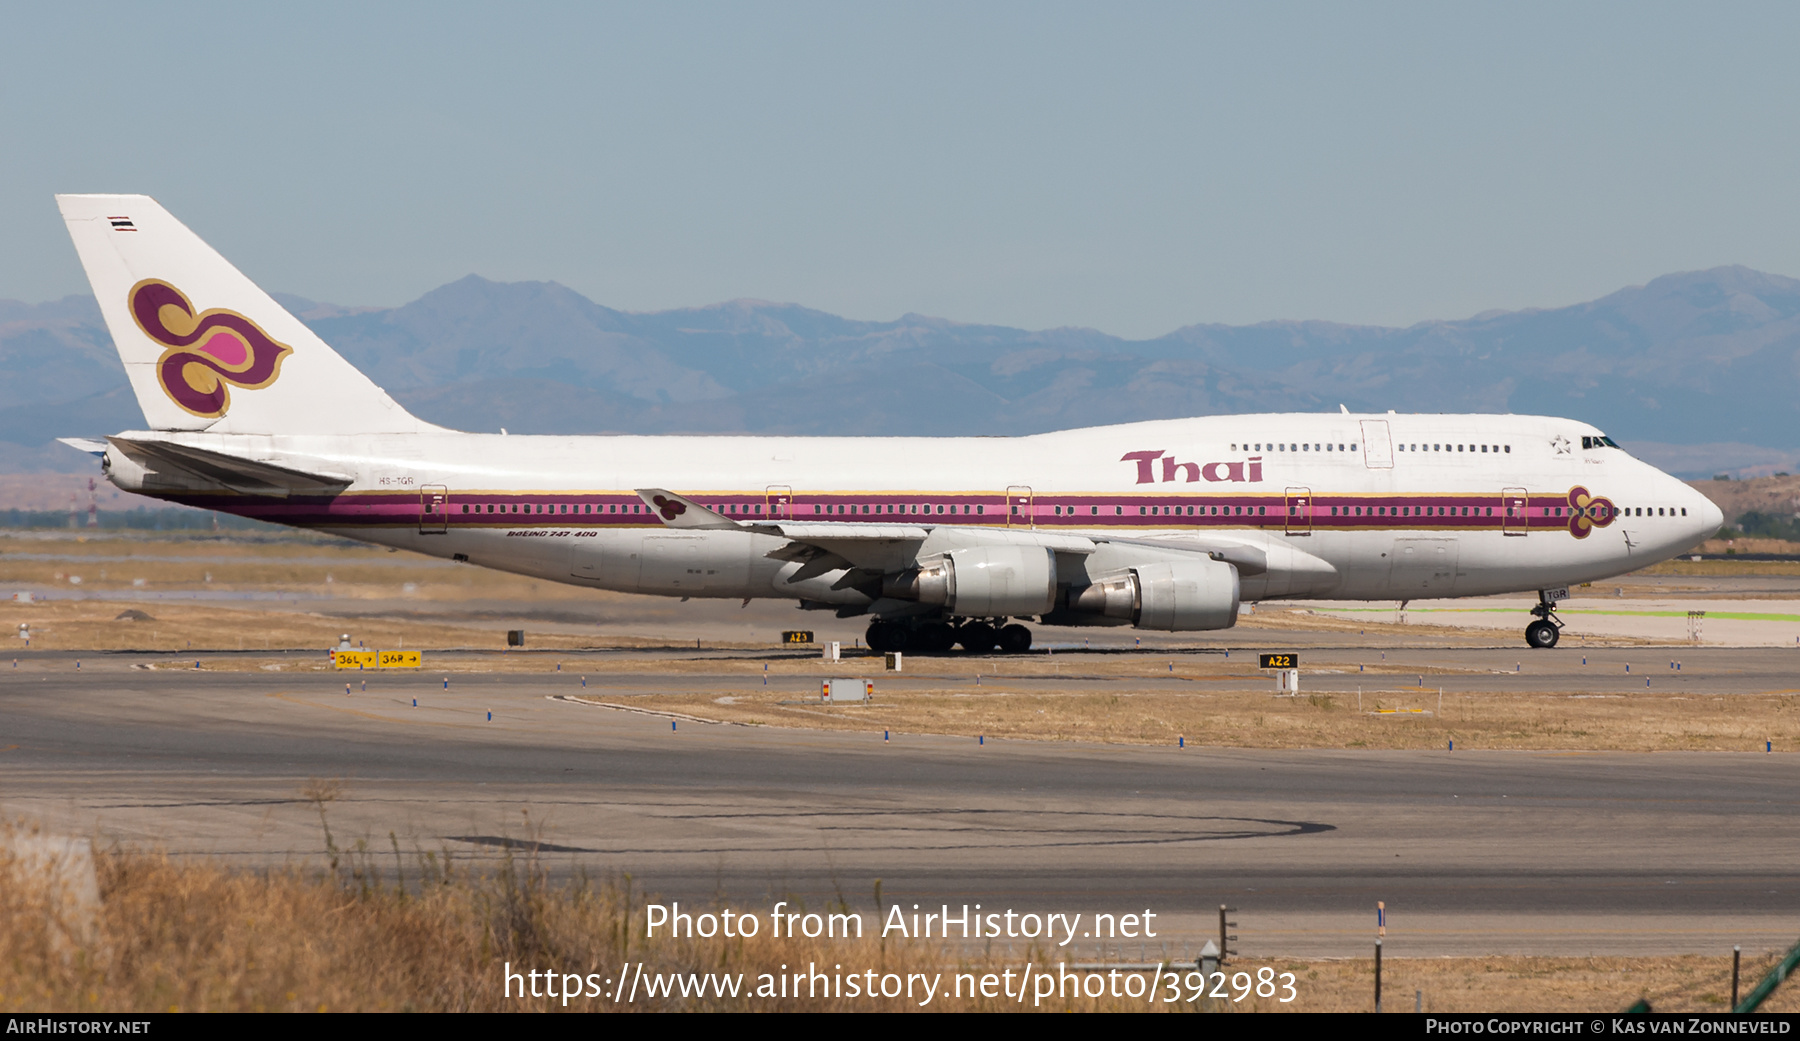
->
160, 485, 1628, 539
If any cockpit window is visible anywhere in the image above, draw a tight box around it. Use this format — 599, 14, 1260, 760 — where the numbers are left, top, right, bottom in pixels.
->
1581, 435, 1622, 450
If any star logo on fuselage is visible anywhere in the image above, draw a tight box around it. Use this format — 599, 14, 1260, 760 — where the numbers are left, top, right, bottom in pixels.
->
1550, 435, 1572, 455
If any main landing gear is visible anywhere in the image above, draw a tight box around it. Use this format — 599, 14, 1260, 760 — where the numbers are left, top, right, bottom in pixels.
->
1525, 591, 1563, 649
865, 619, 1033, 655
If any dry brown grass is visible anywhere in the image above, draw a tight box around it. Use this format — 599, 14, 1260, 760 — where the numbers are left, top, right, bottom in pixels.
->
2, 837, 1794, 1013
565, 680, 1800, 753
0, 599, 712, 655
1268, 954, 1800, 1013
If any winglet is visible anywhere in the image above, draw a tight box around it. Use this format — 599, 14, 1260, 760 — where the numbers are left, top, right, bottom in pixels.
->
634, 489, 743, 530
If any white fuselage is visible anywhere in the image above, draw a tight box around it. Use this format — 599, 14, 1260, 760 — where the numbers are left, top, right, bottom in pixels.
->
108, 411, 1722, 618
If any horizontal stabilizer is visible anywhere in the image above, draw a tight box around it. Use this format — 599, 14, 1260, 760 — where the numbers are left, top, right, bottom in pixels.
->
108, 436, 352, 497
56, 437, 108, 457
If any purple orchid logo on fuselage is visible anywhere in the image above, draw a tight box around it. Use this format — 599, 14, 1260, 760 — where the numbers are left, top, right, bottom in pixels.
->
129, 279, 292, 418
1566, 486, 1616, 539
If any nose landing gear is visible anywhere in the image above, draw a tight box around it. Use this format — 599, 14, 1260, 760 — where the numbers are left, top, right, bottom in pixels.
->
1525, 590, 1564, 649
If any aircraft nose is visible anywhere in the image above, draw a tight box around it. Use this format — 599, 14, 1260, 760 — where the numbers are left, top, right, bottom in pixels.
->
1693, 491, 1723, 538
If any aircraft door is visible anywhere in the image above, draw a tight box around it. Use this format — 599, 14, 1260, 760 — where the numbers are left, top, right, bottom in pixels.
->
1359, 420, 1394, 469
419, 484, 448, 534
765, 485, 792, 520
1007, 486, 1034, 528
1285, 486, 1312, 536
1502, 487, 1528, 536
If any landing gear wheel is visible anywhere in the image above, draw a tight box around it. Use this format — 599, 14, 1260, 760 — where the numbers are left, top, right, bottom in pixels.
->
866, 621, 909, 654
1525, 619, 1559, 649
1526, 588, 1565, 650
957, 622, 997, 655
915, 622, 957, 654
997, 624, 1033, 654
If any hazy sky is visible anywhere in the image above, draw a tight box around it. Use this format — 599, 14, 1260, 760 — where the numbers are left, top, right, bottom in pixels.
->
5, 2, 1800, 338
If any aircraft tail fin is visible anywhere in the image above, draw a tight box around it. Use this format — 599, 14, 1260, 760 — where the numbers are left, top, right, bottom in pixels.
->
55, 194, 435, 436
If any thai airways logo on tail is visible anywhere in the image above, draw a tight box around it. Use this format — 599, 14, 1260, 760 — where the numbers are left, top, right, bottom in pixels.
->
128, 279, 292, 418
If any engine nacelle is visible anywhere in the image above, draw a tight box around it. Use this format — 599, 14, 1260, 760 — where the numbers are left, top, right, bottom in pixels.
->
882, 545, 1057, 617
1067, 558, 1240, 631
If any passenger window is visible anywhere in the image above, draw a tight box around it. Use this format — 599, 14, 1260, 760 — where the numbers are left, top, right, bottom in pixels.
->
1257, 506, 1265, 515
1115, 506, 1123, 515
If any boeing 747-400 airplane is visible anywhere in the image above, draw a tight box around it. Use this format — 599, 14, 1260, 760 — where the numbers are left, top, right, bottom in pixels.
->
53, 194, 1723, 651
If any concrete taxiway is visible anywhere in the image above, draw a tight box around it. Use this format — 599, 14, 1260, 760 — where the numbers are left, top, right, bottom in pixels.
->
3, 648, 1797, 959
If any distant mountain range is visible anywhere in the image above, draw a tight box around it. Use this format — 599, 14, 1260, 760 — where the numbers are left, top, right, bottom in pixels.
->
6, 266, 1800, 478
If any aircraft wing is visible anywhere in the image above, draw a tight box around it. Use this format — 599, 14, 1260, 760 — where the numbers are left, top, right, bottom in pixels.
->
107, 436, 353, 497
636, 488, 1277, 578
1094, 534, 1270, 576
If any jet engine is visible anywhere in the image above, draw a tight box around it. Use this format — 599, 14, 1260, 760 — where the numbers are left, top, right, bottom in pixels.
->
882, 545, 1058, 617
1066, 558, 1240, 631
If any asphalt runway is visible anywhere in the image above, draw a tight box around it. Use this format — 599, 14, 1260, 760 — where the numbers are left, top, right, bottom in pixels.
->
3, 648, 1798, 958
